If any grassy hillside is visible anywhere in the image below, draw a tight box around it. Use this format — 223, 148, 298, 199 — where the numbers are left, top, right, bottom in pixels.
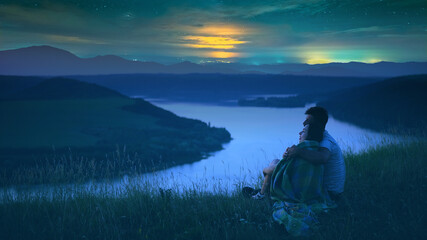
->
0, 140, 425, 239
319, 74, 427, 133
0, 77, 231, 185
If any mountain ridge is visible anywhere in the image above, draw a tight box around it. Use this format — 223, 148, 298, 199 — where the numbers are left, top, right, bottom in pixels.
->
1, 45, 427, 76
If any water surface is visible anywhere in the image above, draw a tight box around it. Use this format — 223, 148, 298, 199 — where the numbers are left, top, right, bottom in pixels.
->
135, 102, 394, 193
2, 102, 397, 199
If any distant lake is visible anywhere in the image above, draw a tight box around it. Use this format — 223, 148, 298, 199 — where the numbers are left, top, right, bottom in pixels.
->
2, 101, 398, 199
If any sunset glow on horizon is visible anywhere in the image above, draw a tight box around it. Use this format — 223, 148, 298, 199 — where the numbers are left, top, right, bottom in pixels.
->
181, 36, 247, 49
208, 51, 240, 59
0, 0, 425, 64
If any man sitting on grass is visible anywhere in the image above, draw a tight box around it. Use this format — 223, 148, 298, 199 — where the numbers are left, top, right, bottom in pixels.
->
285, 106, 345, 201
247, 106, 345, 201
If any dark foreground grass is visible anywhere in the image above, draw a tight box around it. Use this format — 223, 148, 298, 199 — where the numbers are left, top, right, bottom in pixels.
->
1, 140, 426, 240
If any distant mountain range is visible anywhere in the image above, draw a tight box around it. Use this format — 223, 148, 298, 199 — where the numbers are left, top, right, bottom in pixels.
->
72, 74, 382, 103
1, 45, 427, 77
0, 46, 237, 76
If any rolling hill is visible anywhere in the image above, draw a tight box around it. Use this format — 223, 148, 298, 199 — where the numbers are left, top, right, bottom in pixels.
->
1, 46, 427, 76
9, 77, 126, 100
72, 74, 382, 103
0, 46, 236, 75
0, 75, 46, 99
0, 77, 231, 178
319, 74, 427, 132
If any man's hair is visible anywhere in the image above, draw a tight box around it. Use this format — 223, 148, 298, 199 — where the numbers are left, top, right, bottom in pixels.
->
305, 106, 328, 129
305, 123, 324, 142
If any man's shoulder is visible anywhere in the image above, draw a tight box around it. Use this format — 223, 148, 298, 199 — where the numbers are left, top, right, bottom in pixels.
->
324, 131, 339, 144
321, 130, 341, 152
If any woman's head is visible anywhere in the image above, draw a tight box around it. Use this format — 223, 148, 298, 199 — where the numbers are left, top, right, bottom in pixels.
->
299, 123, 323, 143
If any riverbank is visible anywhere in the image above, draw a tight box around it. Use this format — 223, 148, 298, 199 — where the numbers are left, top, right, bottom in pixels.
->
238, 75, 427, 135
0, 77, 231, 186
1, 139, 425, 239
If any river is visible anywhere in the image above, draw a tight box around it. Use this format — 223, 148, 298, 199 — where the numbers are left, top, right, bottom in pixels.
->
2, 101, 397, 199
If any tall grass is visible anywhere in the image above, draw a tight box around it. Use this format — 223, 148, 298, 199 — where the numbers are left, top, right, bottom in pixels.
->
1, 140, 426, 239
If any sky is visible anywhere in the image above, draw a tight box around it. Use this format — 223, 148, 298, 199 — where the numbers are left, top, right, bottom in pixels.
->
0, 0, 426, 64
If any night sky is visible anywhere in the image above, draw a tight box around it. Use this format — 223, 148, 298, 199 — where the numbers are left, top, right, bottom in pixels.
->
1, 0, 426, 64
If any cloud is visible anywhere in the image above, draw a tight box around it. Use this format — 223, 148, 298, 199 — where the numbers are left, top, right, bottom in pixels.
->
181, 36, 247, 49
1, 0, 426, 63
217, 4, 300, 18
339, 26, 393, 33
45, 34, 108, 45
0, 4, 86, 31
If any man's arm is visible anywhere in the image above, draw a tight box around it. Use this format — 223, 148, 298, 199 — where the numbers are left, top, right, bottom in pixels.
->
284, 146, 330, 164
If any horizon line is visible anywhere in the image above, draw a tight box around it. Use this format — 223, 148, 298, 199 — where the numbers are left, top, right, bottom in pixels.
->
2, 45, 427, 66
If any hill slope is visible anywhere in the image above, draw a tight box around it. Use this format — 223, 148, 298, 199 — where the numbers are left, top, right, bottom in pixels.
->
319, 74, 427, 132
0, 78, 231, 179
0, 46, 235, 75
10, 77, 126, 100
0, 75, 46, 99
72, 74, 382, 103
1, 46, 427, 76
281, 61, 427, 77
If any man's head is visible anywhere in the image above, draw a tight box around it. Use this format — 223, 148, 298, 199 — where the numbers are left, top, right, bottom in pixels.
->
304, 106, 328, 130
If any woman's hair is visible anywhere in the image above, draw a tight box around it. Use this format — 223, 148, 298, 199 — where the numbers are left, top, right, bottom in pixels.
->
305, 123, 324, 142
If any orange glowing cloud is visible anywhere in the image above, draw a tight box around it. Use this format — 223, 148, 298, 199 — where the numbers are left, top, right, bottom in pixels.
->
209, 51, 240, 58
180, 24, 248, 59
182, 36, 246, 49
306, 58, 332, 64
195, 26, 246, 36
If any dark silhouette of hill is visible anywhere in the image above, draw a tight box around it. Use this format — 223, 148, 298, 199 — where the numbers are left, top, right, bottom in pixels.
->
0, 75, 46, 99
10, 77, 126, 100
0, 45, 170, 75
72, 74, 382, 103
281, 62, 427, 77
0, 46, 82, 76
0, 46, 234, 75
0, 77, 232, 176
1, 46, 427, 77
168, 61, 237, 74
319, 74, 427, 132
206, 61, 427, 77
282, 65, 366, 77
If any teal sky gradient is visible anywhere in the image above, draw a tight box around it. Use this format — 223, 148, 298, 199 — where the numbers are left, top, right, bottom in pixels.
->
1, 0, 426, 64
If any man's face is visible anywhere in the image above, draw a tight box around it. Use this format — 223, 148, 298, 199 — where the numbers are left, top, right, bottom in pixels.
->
303, 114, 313, 126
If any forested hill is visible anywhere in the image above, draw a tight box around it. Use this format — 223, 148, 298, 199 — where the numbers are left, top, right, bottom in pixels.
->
319, 74, 427, 132
0, 77, 231, 184
8, 77, 126, 100
0, 75, 46, 99
72, 74, 382, 102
